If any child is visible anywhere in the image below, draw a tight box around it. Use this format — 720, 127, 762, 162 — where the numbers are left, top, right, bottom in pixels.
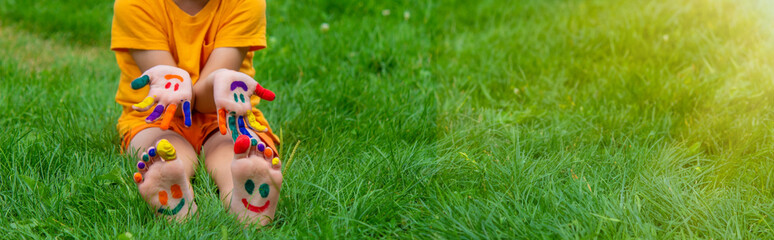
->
110, 0, 282, 225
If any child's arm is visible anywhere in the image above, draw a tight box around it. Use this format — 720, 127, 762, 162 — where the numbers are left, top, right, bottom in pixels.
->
192, 47, 249, 114
129, 50, 178, 72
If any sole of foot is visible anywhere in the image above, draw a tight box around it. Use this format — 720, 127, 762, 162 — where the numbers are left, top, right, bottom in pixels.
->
133, 139, 197, 221
228, 135, 283, 226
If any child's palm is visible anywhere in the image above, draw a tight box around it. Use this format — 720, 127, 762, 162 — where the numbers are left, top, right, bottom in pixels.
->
131, 65, 194, 129
211, 69, 275, 141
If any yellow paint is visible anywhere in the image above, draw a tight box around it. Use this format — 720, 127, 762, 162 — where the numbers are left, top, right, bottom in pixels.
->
157, 139, 177, 160
246, 111, 268, 132
272, 157, 280, 166
133, 96, 155, 109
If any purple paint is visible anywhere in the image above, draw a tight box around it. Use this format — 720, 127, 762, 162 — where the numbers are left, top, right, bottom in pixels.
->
257, 142, 265, 152
146, 105, 165, 122
137, 161, 146, 169
230, 81, 248, 91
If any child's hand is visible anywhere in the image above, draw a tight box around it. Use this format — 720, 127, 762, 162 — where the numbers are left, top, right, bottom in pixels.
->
130, 65, 194, 129
211, 69, 275, 141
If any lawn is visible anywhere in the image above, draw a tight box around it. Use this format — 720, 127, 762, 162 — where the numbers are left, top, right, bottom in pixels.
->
2, 0, 774, 238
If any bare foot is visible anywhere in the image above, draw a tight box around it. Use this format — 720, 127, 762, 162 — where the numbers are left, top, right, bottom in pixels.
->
133, 139, 197, 220
228, 135, 283, 226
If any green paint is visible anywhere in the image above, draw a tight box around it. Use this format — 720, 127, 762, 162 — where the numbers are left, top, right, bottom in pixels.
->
142, 153, 149, 161
233, 93, 239, 102
251, 138, 258, 146
228, 115, 239, 141
259, 183, 269, 198
239, 93, 246, 103
245, 179, 255, 195
130, 75, 149, 90
157, 198, 185, 216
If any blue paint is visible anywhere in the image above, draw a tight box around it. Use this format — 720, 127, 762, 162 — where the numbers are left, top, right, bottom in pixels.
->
237, 116, 252, 138
148, 147, 157, 157
182, 101, 192, 127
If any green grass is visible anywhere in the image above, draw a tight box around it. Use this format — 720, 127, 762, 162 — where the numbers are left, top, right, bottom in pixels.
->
2, 0, 774, 238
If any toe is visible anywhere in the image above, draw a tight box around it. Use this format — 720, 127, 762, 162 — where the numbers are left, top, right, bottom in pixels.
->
156, 139, 177, 161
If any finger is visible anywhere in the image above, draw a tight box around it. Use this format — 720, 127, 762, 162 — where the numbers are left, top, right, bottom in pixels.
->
132, 95, 156, 111
160, 103, 177, 130
227, 113, 239, 141
218, 108, 228, 135
131, 75, 150, 90
156, 139, 177, 161
245, 110, 268, 132
254, 82, 275, 101
237, 115, 253, 138
146, 104, 165, 123
182, 101, 192, 127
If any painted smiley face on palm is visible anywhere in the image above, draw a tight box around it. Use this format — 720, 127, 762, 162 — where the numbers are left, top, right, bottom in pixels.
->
242, 179, 271, 213
157, 184, 185, 215
231, 81, 250, 104
164, 74, 183, 92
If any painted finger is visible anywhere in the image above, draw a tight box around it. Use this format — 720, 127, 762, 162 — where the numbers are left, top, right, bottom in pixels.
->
218, 108, 228, 135
237, 115, 253, 138
254, 82, 275, 101
131, 75, 150, 90
245, 110, 268, 132
146, 104, 165, 123
182, 101, 192, 127
159, 103, 177, 130
132, 95, 156, 111
156, 139, 177, 161
227, 114, 239, 141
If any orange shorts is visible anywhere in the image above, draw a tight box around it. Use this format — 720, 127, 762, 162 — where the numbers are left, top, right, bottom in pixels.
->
120, 112, 278, 154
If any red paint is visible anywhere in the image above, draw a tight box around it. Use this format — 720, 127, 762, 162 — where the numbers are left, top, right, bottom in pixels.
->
174, 83, 179, 91
254, 83, 276, 101
165, 82, 171, 89
234, 135, 250, 154
242, 198, 270, 213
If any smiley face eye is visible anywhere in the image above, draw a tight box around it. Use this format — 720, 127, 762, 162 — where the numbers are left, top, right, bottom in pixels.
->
245, 179, 255, 194
259, 183, 269, 198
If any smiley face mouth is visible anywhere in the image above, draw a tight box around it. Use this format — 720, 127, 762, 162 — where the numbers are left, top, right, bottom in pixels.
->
242, 198, 270, 213
157, 198, 186, 215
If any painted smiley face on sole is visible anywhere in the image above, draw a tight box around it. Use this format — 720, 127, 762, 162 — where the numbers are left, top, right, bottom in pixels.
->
242, 179, 271, 213
157, 184, 185, 216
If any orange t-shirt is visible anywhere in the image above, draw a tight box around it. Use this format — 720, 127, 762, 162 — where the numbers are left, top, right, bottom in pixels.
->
110, 0, 277, 143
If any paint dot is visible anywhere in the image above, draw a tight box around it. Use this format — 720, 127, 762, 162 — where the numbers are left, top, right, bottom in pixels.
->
264, 148, 273, 158
171, 184, 183, 198
272, 157, 280, 166
259, 183, 269, 198
233, 93, 239, 102
239, 94, 246, 103
148, 147, 157, 157
251, 138, 258, 146
257, 142, 265, 152
158, 191, 168, 205
174, 83, 179, 91
133, 172, 142, 183
165, 82, 171, 89
137, 161, 146, 170
142, 153, 149, 161
245, 179, 255, 195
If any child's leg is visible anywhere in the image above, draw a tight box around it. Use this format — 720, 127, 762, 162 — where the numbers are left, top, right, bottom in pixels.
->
129, 127, 198, 220
202, 131, 282, 226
